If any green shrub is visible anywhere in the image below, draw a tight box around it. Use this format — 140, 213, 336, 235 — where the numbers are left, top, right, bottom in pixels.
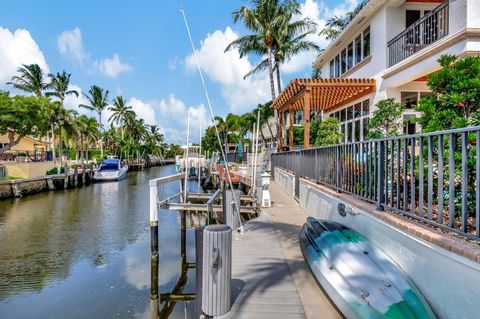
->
46, 167, 65, 175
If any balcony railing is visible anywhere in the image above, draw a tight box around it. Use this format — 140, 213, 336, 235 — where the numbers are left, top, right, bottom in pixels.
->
388, 1, 449, 67
271, 126, 480, 241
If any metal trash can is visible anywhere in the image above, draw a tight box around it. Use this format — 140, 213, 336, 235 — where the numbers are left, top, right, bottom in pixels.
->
223, 188, 240, 230
202, 224, 232, 316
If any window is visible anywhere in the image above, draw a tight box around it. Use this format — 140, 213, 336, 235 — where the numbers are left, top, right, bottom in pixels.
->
328, 25, 370, 78
354, 119, 361, 141
347, 122, 352, 143
406, 10, 421, 28
363, 26, 370, 58
340, 109, 346, 122
347, 106, 353, 120
354, 103, 362, 118
347, 43, 354, 70
361, 100, 370, 117
362, 117, 369, 140
355, 35, 362, 63
420, 92, 433, 99
401, 91, 419, 109
335, 55, 340, 78
341, 124, 346, 143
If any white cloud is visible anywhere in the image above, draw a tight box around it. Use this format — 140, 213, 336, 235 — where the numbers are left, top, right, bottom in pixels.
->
93, 53, 133, 78
0, 27, 49, 86
185, 27, 270, 113
128, 97, 156, 126
57, 27, 86, 63
281, 0, 360, 75
157, 94, 210, 143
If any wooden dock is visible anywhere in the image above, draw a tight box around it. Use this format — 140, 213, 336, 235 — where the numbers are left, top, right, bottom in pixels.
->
218, 181, 341, 319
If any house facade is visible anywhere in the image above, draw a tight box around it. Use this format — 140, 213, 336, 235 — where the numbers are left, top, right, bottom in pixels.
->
312, 0, 480, 143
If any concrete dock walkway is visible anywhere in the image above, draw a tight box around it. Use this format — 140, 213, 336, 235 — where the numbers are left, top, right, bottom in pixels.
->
219, 181, 341, 319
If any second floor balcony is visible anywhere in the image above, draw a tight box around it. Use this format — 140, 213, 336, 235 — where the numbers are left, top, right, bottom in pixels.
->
388, 1, 449, 67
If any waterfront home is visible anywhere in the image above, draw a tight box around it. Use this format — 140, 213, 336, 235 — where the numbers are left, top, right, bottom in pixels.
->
272, 0, 480, 150
0, 132, 49, 162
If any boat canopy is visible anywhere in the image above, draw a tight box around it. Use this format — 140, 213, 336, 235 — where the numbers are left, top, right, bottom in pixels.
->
99, 159, 120, 170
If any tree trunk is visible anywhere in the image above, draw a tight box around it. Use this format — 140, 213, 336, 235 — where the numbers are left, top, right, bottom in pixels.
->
275, 61, 282, 96
99, 112, 104, 159
267, 46, 276, 101
80, 135, 84, 164
59, 128, 63, 166
0, 131, 24, 155
51, 124, 56, 164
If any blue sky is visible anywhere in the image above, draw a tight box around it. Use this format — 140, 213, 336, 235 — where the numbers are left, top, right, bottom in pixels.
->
0, 0, 358, 143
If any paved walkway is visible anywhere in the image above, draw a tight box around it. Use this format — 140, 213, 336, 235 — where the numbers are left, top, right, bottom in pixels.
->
219, 181, 341, 319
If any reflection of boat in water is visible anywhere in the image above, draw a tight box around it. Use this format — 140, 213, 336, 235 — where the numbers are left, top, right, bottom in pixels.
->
300, 217, 436, 319
93, 159, 128, 182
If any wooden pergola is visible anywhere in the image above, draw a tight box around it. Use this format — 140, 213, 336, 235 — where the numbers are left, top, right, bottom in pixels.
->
271, 78, 376, 151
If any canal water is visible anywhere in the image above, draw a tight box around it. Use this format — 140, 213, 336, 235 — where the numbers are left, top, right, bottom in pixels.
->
0, 165, 198, 319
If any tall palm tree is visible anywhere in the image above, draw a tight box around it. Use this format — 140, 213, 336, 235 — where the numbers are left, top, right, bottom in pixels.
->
108, 96, 134, 139
226, 0, 300, 101
46, 71, 78, 165
7, 64, 48, 96
77, 115, 99, 163
244, 21, 319, 94
80, 85, 109, 158
319, 1, 367, 41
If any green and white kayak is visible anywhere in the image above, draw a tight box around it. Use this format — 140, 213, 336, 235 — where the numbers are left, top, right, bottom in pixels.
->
299, 217, 437, 319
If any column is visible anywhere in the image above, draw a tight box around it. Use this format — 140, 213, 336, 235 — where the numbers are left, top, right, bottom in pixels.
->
279, 110, 284, 151
303, 88, 311, 148
289, 109, 294, 151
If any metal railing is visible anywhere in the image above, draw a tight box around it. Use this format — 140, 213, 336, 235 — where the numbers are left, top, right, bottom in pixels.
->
271, 126, 480, 240
388, 1, 449, 67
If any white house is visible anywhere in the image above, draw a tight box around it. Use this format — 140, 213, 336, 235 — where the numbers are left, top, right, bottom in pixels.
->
272, 0, 480, 150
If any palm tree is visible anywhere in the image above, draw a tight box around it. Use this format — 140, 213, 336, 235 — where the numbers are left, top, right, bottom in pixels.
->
108, 96, 134, 139
77, 115, 99, 163
7, 64, 48, 96
46, 71, 79, 165
244, 20, 319, 94
226, 0, 300, 101
319, 1, 367, 41
80, 85, 109, 158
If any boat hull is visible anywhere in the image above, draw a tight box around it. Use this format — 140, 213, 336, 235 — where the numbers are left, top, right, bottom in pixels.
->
93, 166, 128, 182
299, 217, 436, 319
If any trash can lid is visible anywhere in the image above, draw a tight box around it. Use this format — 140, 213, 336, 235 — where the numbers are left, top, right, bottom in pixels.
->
205, 224, 231, 232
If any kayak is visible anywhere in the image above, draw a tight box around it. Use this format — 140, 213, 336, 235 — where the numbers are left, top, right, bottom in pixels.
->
299, 217, 437, 319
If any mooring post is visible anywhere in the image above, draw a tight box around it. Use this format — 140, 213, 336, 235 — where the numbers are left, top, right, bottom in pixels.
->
195, 227, 205, 319
149, 183, 159, 315
223, 188, 240, 229
202, 225, 232, 317
73, 165, 78, 187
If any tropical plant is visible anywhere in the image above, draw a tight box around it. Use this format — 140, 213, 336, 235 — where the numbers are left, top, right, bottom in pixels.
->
7, 64, 49, 96
313, 117, 343, 146
367, 98, 405, 138
0, 92, 53, 154
319, 1, 367, 42
416, 54, 480, 132
227, 0, 301, 100
46, 71, 78, 165
79, 85, 109, 158
108, 96, 134, 139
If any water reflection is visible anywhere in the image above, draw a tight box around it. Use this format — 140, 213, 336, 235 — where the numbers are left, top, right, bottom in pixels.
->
0, 165, 199, 319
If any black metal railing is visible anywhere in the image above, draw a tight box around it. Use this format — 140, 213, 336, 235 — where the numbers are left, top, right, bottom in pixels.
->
272, 126, 480, 240
388, 1, 449, 67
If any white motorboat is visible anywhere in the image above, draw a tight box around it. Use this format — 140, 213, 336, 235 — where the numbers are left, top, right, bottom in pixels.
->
93, 159, 128, 182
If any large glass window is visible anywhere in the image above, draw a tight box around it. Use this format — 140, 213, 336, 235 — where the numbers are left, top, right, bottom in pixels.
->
361, 100, 370, 116
347, 106, 353, 120
334, 55, 340, 78
355, 35, 362, 63
347, 122, 352, 143
341, 124, 346, 143
354, 119, 361, 141
347, 42, 354, 70
363, 26, 370, 58
354, 103, 362, 118
341, 49, 347, 74
329, 60, 334, 78
362, 117, 369, 140
340, 109, 346, 122
403, 114, 416, 135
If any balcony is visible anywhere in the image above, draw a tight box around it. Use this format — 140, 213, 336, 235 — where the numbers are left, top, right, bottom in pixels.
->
387, 1, 449, 67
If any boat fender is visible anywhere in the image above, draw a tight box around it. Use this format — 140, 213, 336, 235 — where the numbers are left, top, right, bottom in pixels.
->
337, 203, 347, 217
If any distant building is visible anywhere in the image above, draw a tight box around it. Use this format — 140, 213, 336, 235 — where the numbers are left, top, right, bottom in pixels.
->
0, 132, 49, 161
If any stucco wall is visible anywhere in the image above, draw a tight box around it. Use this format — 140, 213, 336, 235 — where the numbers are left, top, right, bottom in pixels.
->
3, 162, 55, 179
295, 177, 480, 319
0, 134, 46, 151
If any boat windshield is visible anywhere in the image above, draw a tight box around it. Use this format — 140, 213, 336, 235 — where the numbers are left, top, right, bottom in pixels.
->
99, 161, 120, 171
